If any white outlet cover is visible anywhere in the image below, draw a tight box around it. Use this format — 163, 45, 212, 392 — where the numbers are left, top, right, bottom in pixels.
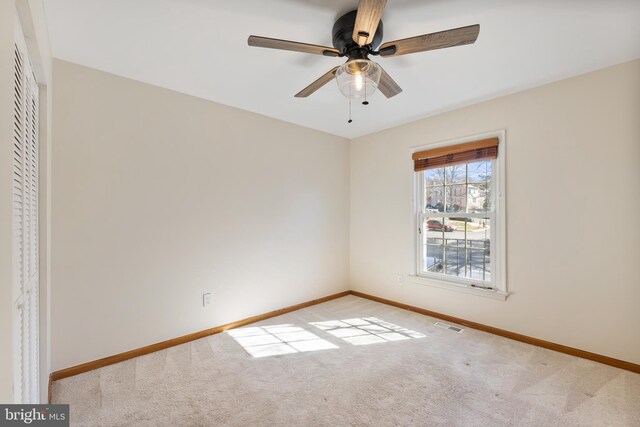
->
203, 293, 212, 306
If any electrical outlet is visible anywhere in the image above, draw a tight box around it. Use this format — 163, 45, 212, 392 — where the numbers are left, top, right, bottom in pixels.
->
396, 275, 404, 286
203, 292, 212, 307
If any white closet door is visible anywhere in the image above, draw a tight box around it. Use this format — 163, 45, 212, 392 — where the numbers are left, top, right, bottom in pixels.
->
12, 17, 39, 404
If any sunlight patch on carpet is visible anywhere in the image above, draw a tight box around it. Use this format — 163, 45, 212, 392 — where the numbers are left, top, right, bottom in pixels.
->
228, 324, 338, 358
310, 317, 425, 345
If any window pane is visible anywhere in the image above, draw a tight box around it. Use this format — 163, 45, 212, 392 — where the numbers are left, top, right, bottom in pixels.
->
466, 218, 490, 249
445, 165, 465, 184
424, 168, 444, 187
443, 219, 463, 240
466, 249, 491, 282
467, 160, 492, 213
468, 160, 491, 184
425, 218, 457, 234
445, 184, 466, 212
425, 186, 445, 212
444, 218, 465, 277
467, 184, 490, 212
447, 218, 467, 234
426, 244, 443, 273
465, 217, 491, 281
425, 223, 443, 244
424, 218, 443, 273
444, 246, 465, 277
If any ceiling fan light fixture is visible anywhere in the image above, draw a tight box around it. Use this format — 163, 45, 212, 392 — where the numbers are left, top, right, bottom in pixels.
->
249, 1, 480, 103
335, 59, 381, 99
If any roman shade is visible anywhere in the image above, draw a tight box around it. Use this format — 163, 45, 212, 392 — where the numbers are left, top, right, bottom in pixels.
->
413, 137, 499, 172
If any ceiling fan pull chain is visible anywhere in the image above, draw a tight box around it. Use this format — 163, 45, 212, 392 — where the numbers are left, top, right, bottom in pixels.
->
363, 79, 369, 105
348, 92, 353, 123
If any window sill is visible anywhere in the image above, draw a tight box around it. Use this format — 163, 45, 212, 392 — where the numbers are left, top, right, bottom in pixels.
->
408, 275, 509, 301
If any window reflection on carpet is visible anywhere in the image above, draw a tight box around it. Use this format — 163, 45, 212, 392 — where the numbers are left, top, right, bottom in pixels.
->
310, 317, 425, 345
228, 324, 338, 358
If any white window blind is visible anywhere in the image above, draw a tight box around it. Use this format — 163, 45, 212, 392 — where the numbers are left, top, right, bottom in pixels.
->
12, 17, 40, 404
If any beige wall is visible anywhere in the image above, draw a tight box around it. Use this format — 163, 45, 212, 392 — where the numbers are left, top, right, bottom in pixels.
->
49, 58, 640, 371
0, 0, 52, 403
51, 60, 350, 371
350, 59, 640, 364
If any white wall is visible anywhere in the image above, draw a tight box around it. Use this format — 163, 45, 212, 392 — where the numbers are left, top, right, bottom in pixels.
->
51, 60, 350, 371
350, 60, 640, 364
0, 0, 52, 403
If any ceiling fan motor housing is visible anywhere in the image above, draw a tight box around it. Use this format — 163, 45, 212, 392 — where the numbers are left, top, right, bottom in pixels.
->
332, 10, 383, 58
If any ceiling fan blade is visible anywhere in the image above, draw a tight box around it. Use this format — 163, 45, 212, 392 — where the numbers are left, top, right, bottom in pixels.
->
295, 67, 340, 98
378, 24, 480, 57
352, 0, 387, 46
377, 66, 402, 98
248, 36, 340, 57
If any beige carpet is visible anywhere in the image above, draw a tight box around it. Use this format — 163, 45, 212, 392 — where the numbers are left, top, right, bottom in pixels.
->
52, 295, 640, 426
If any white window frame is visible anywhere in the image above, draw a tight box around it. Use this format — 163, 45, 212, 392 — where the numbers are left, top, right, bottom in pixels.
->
410, 130, 507, 300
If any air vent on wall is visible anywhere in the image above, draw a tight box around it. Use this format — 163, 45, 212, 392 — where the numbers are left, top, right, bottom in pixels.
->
435, 322, 463, 333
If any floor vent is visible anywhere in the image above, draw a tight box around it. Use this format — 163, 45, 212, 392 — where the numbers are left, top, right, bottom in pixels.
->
435, 322, 463, 333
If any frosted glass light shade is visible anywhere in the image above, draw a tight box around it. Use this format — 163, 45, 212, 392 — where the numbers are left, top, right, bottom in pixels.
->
335, 59, 381, 99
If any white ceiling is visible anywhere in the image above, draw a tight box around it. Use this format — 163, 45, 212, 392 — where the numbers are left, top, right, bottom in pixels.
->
43, 0, 640, 139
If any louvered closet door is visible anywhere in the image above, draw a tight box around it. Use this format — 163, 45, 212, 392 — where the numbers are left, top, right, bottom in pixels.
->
12, 20, 39, 404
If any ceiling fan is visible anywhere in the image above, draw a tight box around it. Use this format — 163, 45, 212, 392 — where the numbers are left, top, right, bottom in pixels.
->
248, 0, 480, 103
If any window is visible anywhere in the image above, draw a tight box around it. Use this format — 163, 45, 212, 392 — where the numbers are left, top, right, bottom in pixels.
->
414, 135, 505, 293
